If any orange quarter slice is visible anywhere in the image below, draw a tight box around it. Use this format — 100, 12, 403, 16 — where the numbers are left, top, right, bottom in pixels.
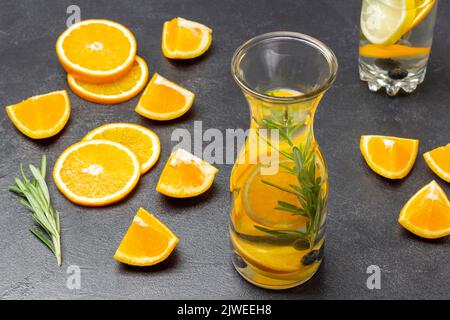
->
156, 148, 218, 198
360, 135, 419, 179
424, 143, 450, 183
398, 181, 450, 239
5, 90, 70, 139
114, 208, 179, 266
162, 17, 212, 59
135, 73, 194, 121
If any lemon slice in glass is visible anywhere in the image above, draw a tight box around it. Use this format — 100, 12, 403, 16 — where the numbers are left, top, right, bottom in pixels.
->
361, 0, 416, 45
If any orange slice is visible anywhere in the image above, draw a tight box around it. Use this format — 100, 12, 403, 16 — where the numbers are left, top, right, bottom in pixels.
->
156, 148, 218, 198
135, 73, 195, 121
406, 0, 436, 33
5, 90, 70, 139
424, 143, 450, 183
53, 140, 140, 206
359, 44, 430, 59
114, 208, 179, 266
162, 17, 212, 59
360, 135, 419, 179
83, 123, 160, 174
398, 181, 450, 239
230, 231, 306, 274
67, 56, 148, 104
56, 19, 137, 83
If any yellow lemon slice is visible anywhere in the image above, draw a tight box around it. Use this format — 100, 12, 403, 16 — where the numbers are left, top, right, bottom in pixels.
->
361, 0, 416, 45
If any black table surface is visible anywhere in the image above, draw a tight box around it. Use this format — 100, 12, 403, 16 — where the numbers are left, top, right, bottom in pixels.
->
0, 0, 449, 300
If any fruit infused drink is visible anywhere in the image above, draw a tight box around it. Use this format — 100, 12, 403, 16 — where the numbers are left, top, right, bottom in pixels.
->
230, 33, 338, 289
359, 0, 438, 95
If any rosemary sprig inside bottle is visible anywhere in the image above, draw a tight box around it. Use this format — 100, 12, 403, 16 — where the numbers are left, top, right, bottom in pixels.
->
255, 118, 326, 248
9, 155, 62, 266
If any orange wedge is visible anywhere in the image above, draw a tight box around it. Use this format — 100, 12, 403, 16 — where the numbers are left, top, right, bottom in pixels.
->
359, 44, 430, 59
5, 90, 70, 139
114, 208, 179, 266
156, 148, 218, 198
162, 17, 212, 59
67, 56, 148, 104
135, 73, 195, 121
53, 140, 140, 206
56, 19, 137, 83
360, 135, 419, 179
398, 181, 450, 239
424, 144, 450, 183
83, 123, 161, 174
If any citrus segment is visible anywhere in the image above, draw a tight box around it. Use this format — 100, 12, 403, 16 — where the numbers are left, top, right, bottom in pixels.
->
359, 44, 430, 58
408, 0, 436, 32
156, 148, 218, 198
114, 208, 179, 266
5, 90, 70, 139
398, 181, 450, 239
83, 123, 160, 174
361, 0, 416, 45
53, 140, 140, 206
230, 231, 305, 274
360, 135, 419, 179
162, 17, 212, 59
67, 56, 148, 104
424, 144, 450, 183
56, 19, 137, 83
135, 73, 195, 121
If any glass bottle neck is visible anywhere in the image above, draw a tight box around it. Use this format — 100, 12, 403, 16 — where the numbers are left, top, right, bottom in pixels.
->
245, 92, 323, 146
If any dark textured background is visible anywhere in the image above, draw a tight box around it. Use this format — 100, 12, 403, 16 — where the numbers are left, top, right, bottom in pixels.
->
0, 0, 449, 300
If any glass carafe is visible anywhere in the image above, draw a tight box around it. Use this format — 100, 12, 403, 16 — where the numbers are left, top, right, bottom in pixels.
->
229, 32, 338, 289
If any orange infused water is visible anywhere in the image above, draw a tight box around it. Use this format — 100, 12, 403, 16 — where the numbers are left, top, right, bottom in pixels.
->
229, 89, 328, 289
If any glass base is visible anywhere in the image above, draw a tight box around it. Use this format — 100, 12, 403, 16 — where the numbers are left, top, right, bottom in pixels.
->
359, 60, 427, 96
232, 251, 322, 290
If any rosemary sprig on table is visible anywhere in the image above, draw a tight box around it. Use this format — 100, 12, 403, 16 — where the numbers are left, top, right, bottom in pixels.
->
9, 155, 62, 266
256, 118, 326, 245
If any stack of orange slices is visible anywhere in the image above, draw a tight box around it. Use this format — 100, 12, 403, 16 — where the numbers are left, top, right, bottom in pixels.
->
56, 19, 148, 104
53, 123, 160, 206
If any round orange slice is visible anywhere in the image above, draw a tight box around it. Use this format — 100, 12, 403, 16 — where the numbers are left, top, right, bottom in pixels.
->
67, 56, 149, 104
359, 44, 430, 59
114, 208, 179, 266
424, 143, 450, 183
5, 90, 70, 139
162, 17, 212, 59
156, 148, 218, 198
360, 135, 419, 179
83, 123, 160, 174
53, 140, 140, 206
398, 180, 450, 239
56, 19, 137, 83
135, 73, 195, 121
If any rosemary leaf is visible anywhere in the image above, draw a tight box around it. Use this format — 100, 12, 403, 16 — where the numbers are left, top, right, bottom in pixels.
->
9, 155, 62, 266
